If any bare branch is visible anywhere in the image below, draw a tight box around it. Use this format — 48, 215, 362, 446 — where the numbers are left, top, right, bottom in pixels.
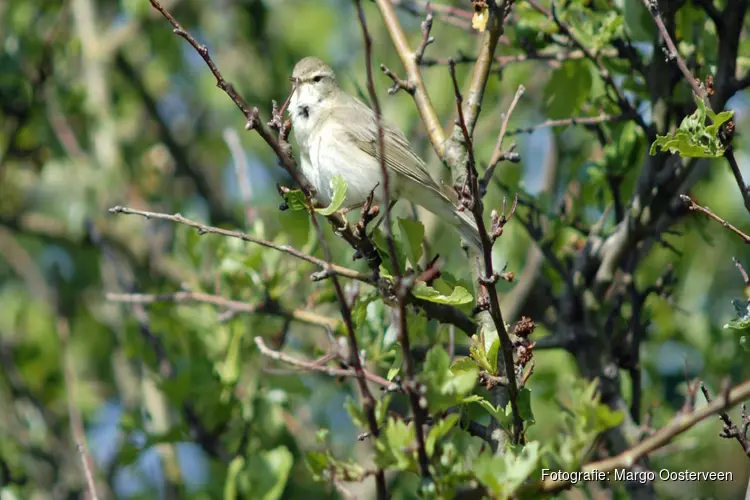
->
108, 206, 372, 283
106, 291, 341, 330
448, 60, 523, 443
483, 84, 525, 187
680, 195, 750, 244
375, 0, 447, 158
255, 337, 392, 388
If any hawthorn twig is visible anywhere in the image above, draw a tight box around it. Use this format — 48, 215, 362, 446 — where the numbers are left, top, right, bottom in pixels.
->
108, 206, 372, 282
680, 195, 750, 244
448, 60, 523, 444
355, 0, 431, 483
106, 291, 340, 330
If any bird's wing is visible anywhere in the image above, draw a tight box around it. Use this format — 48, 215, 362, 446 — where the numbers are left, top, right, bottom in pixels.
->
330, 96, 440, 191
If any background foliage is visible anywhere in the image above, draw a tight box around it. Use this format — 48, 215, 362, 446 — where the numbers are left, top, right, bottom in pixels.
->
1, 0, 750, 498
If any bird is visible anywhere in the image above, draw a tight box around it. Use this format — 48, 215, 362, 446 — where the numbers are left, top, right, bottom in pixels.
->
287, 56, 482, 251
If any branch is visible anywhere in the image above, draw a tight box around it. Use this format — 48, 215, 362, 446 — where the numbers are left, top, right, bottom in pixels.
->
448, 61, 523, 443
108, 206, 371, 282
504, 112, 626, 136
375, 0, 447, 158
106, 291, 341, 330
701, 383, 750, 459
58, 318, 100, 500
483, 84, 525, 186
530, 377, 750, 493
680, 195, 750, 244
356, 0, 431, 483
254, 337, 392, 389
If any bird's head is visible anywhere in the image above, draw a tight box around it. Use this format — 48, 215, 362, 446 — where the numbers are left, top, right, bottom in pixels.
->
289, 57, 339, 121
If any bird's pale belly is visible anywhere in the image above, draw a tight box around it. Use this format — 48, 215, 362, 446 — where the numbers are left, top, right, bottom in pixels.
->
308, 143, 392, 208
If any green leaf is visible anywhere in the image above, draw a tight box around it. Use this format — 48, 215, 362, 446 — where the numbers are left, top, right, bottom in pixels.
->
315, 428, 329, 444
375, 417, 416, 471
741, 336, 750, 352
398, 218, 425, 267
451, 357, 477, 374
344, 397, 367, 429
426, 414, 459, 457
258, 446, 293, 500
516, 388, 535, 425
224, 456, 245, 500
544, 61, 592, 119
725, 299, 750, 333
282, 189, 308, 211
412, 282, 473, 305
650, 95, 734, 158
387, 346, 403, 381
422, 347, 478, 413
315, 174, 347, 216
477, 399, 512, 428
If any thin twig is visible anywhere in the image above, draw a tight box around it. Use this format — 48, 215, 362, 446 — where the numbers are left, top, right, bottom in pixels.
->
701, 382, 750, 459
106, 291, 340, 330
375, 0, 447, 158
483, 85, 525, 187
108, 206, 372, 282
448, 60, 523, 443
59, 318, 100, 500
680, 195, 750, 244
255, 337, 392, 388
505, 112, 625, 136
641, 0, 707, 102
529, 377, 750, 493
356, 0, 431, 483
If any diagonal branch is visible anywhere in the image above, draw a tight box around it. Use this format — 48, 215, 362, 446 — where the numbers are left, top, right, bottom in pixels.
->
108, 206, 372, 283
529, 377, 750, 494
375, 0, 448, 158
106, 291, 341, 330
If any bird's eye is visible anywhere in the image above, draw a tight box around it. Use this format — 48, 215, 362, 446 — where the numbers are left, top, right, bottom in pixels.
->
312, 75, 323, 83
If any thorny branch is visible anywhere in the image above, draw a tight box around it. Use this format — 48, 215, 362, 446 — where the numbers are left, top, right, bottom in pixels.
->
355, 0, 431, 483
680, 195, 750, 244
448, 60, 523, 444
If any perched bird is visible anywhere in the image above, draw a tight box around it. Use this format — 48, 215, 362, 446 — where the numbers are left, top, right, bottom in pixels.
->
287, 56, 481, 250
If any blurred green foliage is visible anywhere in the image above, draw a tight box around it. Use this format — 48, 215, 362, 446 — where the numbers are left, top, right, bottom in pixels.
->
1, 0, 750, 499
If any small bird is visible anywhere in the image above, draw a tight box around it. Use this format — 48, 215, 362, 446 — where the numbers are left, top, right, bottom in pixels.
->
288, 56, 481, 251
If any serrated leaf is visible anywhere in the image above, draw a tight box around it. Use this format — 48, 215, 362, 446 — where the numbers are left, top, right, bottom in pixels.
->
650, 95, 734, 158
724, 299, 750, 332
426, 414, 459, 457
451, 357, 477, 374
316, 174, 347, 216
412, 282, 473, 305
398, 218, 424, 267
